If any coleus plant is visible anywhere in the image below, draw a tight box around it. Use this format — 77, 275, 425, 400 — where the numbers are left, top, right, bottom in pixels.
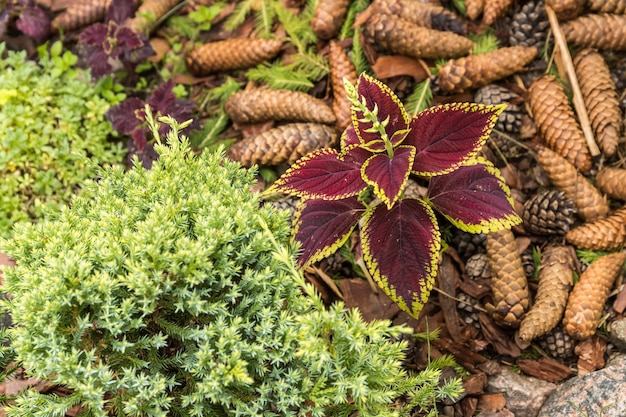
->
1, 0, 50, 42
267, 73, 521, 317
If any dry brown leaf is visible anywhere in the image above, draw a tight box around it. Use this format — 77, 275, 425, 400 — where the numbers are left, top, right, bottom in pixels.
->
371, 55, 429, 81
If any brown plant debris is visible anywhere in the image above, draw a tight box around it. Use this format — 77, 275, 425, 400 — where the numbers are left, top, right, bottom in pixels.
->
310, 0, 350, 40
185, 38, 283, 76
522, 189, 576, 236
561, 14, 626, 51
482, 0, 514, 26
376, 0, 467, 35
51, 0, 112, 33
226, 123, 337, 168
535, 146, 610, 221
565, 207, 626, 251
572, 49, 622, 156
485, 229, 529, 328
437, 46, 537, 93
465, 0, 485, 20
516, 357, 573, 383
563, 251, 626, 340
545, 0, 584, 20
518, 245, 576, 342
587, 0, 626, 14
328, 41, 358, 132
596, 167, 626, 201
224, 88, 336, 125
363, 9, 473, 61
125, 0, 183, 34
527, 75, 593, 172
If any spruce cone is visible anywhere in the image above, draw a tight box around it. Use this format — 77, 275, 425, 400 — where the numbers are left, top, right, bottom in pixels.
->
596, 167, 626, 200
474, 84, 525, 133
51, 0, 112, 33
561, 14, 626, 51
227, 123, 337, 168
545, 0, 584, 20
482, 0, 514, 26
437, 46, 537, 93
186, 38, 283, 75
587, 0, 626, 14
509, 0, 550, 52
465, 0, 485, 20
563, 251, 626, 340
565, 207, 626, 251
537, 325, 576, 360
573, 49, 622, 157
527, 75, 593, 172
535, 146, 609, 221
364, 11, 473, 60
328, 41, 358, 132
486, 229, 529, 327
522, 189, 576, 235
125, 0, 183, 34
377, 0, 467, 35
519, 245, 576, 342
310, 0, 351, 40
224, 88, 336, 125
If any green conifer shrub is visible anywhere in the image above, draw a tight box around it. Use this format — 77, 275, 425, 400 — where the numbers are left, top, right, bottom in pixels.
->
0, 41, 126, 238
0, 115, 462, 417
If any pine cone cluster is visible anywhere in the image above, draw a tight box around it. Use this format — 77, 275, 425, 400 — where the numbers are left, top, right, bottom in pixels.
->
509, 0, 550, 52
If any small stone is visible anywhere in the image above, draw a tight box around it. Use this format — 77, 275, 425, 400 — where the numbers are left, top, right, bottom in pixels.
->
609, 319, 626, 352
486, 368, 557, 417
537, 355, 626, 417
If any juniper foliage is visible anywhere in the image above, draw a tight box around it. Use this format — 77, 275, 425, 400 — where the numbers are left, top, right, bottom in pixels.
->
1, 114, 461, 417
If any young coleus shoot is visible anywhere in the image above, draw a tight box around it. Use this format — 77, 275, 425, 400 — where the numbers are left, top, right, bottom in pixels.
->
267, 73, 521, 317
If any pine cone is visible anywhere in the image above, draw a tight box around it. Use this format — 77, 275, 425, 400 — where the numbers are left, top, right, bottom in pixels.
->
465, 0, 485, 20
573, 49, 622, 157
310, 0, 351, 40
482, 0, 514, 26
527, 75, 593, 172
457, 292, 482, 329
453, 230, 487, 259
535, 146, 609, 221
364, 11, 473, 60
596, 167, 626, 200
545, 0, 584, 20
509, 0, 550, 52
465, 253, 491, 279
486, 229, 530, 327
125, 0, 183, 34
437, 46, 537, 93
224, 88, 336, 125
227, 123, 337, 168
474, 84, 525, 133
537, 325, 576, 360
267, 196, 299, 222
186, 38, 283, 75
565, 207, 626, 251
51, 0, 112, 33
519, 245, 576, 342
561, 14, 626, 51
377, 0, 467, 35
587, 0, 626, 14
563, 251, 626, 340
522, 189, 576, 235
328, 41, 358, 132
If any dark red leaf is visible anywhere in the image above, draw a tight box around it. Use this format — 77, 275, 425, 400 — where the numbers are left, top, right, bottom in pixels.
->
293, 197, 366, 267
16, 5, 50, 42
270, 148, 367, 200
340, 124, 360, 149
361, 199, 440, 317
116, 26, 144, 50
362, 145, 415, 209
79, 23, 108, 45
107, 98, 144, 134
353, 74, 410, 151
107, 0, 136, 23
427, 160, 521, 233
406, 103, 504, 176
147, 80, 177, 112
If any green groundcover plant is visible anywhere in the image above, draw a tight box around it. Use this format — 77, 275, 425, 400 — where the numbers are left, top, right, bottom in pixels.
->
0, 114, 462, 417
0, 41, 126, 238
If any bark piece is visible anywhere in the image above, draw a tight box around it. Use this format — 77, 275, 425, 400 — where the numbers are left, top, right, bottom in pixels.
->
186, 38, 283, 76
328, 41, 358, 132
516, 357, 573, 383
573, 49, 622, 156
518, 245, 576, 342
437, 46, 537, 93
485, 229, 529, 327
226, 123, 337, 168
528, 75, 592, 172
535, 146, 609, 221
563, 252, 626, 340
561, 14, 626, 50
225, 88, 336, 125
565, 207, 626, 251
596, 167, 626, 201
310, 0, 350, 40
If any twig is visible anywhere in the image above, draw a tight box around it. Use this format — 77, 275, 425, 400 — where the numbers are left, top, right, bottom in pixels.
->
545, 6, 601, 157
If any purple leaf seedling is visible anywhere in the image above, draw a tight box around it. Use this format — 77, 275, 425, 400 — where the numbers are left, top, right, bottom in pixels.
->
268, 73, 521, 317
